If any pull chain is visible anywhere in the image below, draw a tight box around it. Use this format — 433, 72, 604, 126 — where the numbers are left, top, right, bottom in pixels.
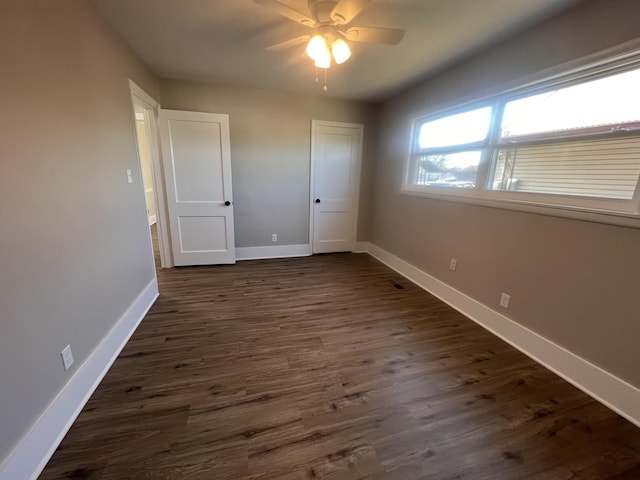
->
314, 67, 328, 92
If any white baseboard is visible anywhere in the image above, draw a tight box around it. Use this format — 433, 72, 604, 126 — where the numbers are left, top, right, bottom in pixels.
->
366, 242, 640, 428
353, 241, 369, 253
148, 215, 156, 226
236, 242, 369, 260
0, 279, 159, 480
236, 244, 312, 261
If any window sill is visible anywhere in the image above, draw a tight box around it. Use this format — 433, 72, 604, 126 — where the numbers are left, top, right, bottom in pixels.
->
400, 187, 640, 229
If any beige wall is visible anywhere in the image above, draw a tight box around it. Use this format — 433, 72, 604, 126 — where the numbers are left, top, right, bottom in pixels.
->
372, 0, 640, 386
159, 80, 379, 247
0, 0, 159, 464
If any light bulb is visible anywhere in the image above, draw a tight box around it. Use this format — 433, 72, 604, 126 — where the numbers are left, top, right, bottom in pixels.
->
331, 38, 351, 64
314, 47, 331, 69
306, 35, 327, 61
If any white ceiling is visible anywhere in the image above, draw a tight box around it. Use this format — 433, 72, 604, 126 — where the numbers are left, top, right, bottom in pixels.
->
90, 0, 582, 102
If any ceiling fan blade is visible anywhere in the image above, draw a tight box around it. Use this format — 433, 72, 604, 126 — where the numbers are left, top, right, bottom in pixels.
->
344, 26, 405, 45
330, 0, 372, 25
254, 0, 315, 27
265, 35, 311, 51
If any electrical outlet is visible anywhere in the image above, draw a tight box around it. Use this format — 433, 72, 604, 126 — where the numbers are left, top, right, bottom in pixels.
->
500, 292, 511, 309
449, 258, 457, 271
61, 345, 74, 371
272, 233, 277, 242
126, 169, 133, 184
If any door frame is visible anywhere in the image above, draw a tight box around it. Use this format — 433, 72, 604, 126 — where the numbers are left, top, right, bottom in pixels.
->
309, 120, 364, 254
129, 80, 172, 268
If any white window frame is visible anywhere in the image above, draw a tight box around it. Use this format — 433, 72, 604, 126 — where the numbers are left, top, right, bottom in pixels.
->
402, 45, 640, 228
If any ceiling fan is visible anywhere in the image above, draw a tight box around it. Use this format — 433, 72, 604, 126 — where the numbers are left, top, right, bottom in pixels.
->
254, 0, 405, 73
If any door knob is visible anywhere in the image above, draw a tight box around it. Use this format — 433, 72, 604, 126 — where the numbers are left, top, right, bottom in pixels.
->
224, 201, 231, 206
315, 199, 320, 203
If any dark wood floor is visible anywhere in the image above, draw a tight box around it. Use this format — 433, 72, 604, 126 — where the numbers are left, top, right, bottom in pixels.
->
40, 247, 640, 479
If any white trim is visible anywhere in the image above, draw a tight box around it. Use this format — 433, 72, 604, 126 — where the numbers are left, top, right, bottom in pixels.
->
235, 244, 312, 261
128, 81, 158, 108
309, 121, 317, 253
0, 280, 159, 480
148, 214, 157, 226
129, 80, 173, 268
364, 242, 640, 428
353, 241, 369, 253
401, 188, 640, 229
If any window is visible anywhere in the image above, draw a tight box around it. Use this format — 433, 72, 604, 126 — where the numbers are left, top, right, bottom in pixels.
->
404, 53, 640, 222
411, 106, 493, 189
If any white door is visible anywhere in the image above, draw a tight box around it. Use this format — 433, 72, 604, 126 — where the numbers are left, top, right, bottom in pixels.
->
159, 109, 235, 266
310, 120, 363, 254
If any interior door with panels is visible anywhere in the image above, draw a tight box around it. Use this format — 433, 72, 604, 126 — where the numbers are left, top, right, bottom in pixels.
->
159, 109, 235, 266
311, 120, 363, 254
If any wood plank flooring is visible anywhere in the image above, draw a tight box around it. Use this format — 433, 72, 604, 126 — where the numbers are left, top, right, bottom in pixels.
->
39, 251, 640, 479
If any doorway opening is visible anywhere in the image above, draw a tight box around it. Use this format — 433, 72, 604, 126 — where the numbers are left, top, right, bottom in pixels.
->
130, 81, 171, 270
134, 105, 160, 268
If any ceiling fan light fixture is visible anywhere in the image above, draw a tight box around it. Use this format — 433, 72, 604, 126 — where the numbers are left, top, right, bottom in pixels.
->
306, 34, 327, 61
331, 38, 351, 64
